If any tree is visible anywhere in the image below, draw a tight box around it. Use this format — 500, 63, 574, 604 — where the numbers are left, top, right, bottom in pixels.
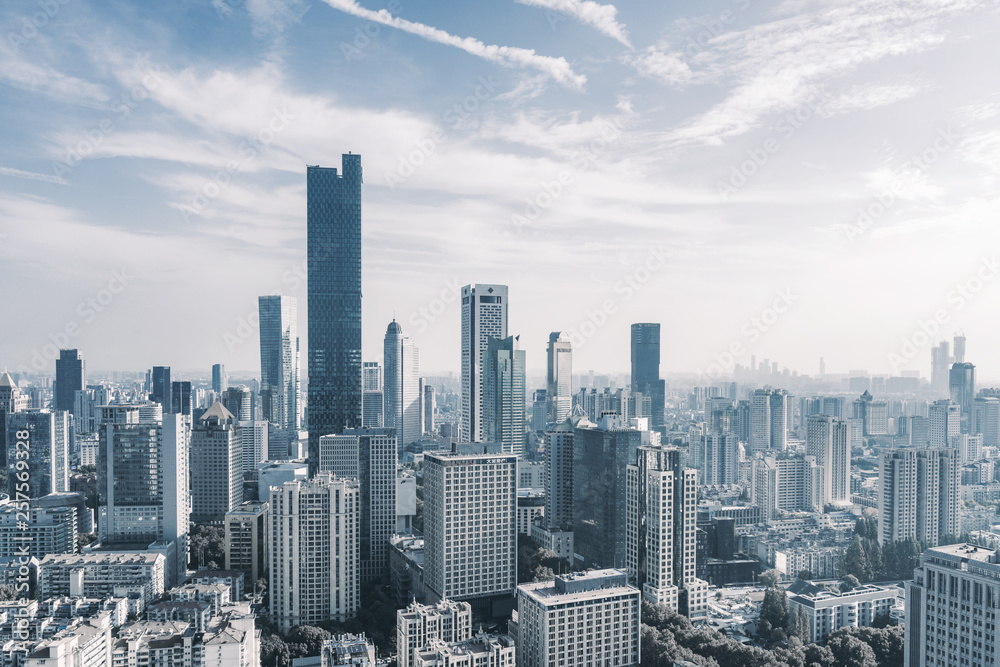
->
796, 570, 813, 580
286, 625, 330, 658
759, 569, 781, 588
842, 574, 860, 592
787, 605, 810, 642
839, 536, 868, 581
76, 532, 96, 552
827, 633, 878, 667
0, 584, 17, 601
189, 524, 226, 569
760, 587, 789, 641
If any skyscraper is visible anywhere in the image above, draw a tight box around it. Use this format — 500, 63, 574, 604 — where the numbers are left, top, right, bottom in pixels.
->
973, 396, 1000, 447
422, 382, 435, 435
259, 295, 300, 432
0, 372, 28, 469
953, 333, 966, 363
931, 341, 953, 394
546, 332, 572, 424
190, 401, 243, 523
362, 361, 383, 428
539, 409, 592, 560
929, 400, 961, 447
170, 381, 191, 415
691, 431, 739, 486
460, 284, 509, 443
805, 414, 849, 505
483, 335, 526, 456
150, 366, 171, 410
308, 156, 363, 475
749, 388, 788, 453
5, 410, 70, 499
630, 323, 665, 427
212, 363, 227, 394
949, 362, 976, 431
878, 448, 960, 546
54, 349, 84, 413
383, 321, 421, 447
222, 386, 253, 422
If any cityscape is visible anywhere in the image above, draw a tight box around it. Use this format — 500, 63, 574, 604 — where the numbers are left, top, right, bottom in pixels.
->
2, 2, 999, 667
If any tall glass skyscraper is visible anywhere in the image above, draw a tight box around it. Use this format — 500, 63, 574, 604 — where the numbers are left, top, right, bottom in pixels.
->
630, 323, 665, 427
460, 284, 508, 442
546, 332, 572, 424
55, 349, 84, 413
259, 295, 300, 432
383, 321, 421, 447
484, 335, 526, 455
307, 156, 363, 474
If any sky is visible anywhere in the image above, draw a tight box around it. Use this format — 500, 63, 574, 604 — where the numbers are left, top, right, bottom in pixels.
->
1, 0, 999, 381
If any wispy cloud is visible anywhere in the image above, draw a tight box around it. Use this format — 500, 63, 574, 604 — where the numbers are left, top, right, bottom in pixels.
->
319, 0, 587, 90
515, 0, 631, 48
0, 167, 68, 185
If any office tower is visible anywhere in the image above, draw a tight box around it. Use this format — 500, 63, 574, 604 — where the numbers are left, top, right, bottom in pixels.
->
54, 349, 85, 413
460, 284, 509, 443
307, 156, 364, 475
626, 446, 708, 617
170, 381, 191, 415
905, 542, 1000, 667
212, 363, 227, 393
397, 600, 473, 667
150, 366, 171, 409
97, 406, 189, 586
225, 500, 269, 585
630, 323, 665, 427
878, 448, 960, 546
240, 419, 269, 476
222, 386, 253, 421
0, 372, 28, 470
537, 409, 590, 560
190, 401, 242, 522
949, 362, 976, 431
6, 410, 70, 499
531, 390, 547, 432
546, 332, 572, 424
362, 361, 384, 428
852, 390, 888, 436
573, 414, 645, 568
269, 473, 359, 633
318, 428, 397, 582
513, 570, 641, 667
483, 336, 526, 456
691, 432, 739, 486
954, 333, 966, 363
751, 455, 824, 518
749, 388, 788, 453
929, 400, 961, 447
384, 321, 422, 447
424, 447, 517, 616
931, 341, 953, 394
806, 415, 849, 505
422, 383, 435, 434
0, 503, 77, 558
973, 396, 1000, 447
259, 295, 300, 435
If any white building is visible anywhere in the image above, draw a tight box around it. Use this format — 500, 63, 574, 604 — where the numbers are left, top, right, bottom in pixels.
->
412, 633, 515, 667
269, 474, 359, 633
546, 332, 572, 424
512, 570, 640, 667
750, 388, 787, 454
239, 420, 269, 476
397, 599, 472, 667
805, 415, 849, 505
751, 454, 824, 519
516, 489, 545, 536
787, 580, 896, 643
257, 460, 308, 504
191, 401, 243, 523
0, 504, 76, 558
23, 614, 113, 667
320, 633, 376, 667
38, 552, 166, 604
879, 448, 960, 546
929, 400, 961, 448
460, 284, 509, 443
973, 396, 1000, 447
258, 294, 300, 432
384, 321, 422, 447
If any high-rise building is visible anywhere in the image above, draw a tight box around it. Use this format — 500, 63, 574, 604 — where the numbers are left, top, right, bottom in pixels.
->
318, 428, 397, 581
212, 363, 227, 394
931, 341, 953, 394
460, 284, 509, 443
190, 401, 242, 523
878, 448, 960, 546
307, 156, 363, 475
929, 400, 961, 448
424, 447, 517, 617
973, 396, 1000, 448
751, 454, 824, 518
384, 321, 421, 447
626, 446, 708, 617
949, 362, 976, 431
150, 366, 171, 410
222, 386, 253, 422
422, 383, 435, 435
546, 332, 572, 425
806, 415, 849, 506
852, 390, 888, 436
97, 406, 190, 586
483, 336, 526, 456
0, 372, 28, 470
904, 542, 1000, 667
362, 361, 384, 429
54, 349, 85, 413
630, 323, 665, 427
259, 295, 300, 433
535, 409, 591, 561
573, 414, 645, 569
225, 500, 269, 585
750, 388, 788, 453
512, 569, 641, 667
5, 410, 70, 499
690, 431, 739, 486
170, 381, 191, 415
397, 600, 472, 667
240, 419, 269, 476
0, 503, 77, 559
953, 333, 967, 363
269, 473, 359, 633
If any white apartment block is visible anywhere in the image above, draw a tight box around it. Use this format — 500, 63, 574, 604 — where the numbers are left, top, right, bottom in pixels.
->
905, 542, 1000, 667
513, 569, 640, 667
397, 599, 472, 667
805, 415, 849, 505
413, 633, 515, 667
38, 552, 165, 604
423, 448, 516, 611
752, 455, 824, 520
787, 581, 896, 643
929, 400, 961, 448
269, 474, 359, 633
879, 448, 960, 547
0, 504, 76, 558
750, 389, 787, 454
23, 614, 113, 667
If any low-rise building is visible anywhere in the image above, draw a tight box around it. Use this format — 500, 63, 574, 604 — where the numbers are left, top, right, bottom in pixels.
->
786, 579, 896, 643
412, 632, 515, 667
320, 633, 376, 667
397, 599, 472, 667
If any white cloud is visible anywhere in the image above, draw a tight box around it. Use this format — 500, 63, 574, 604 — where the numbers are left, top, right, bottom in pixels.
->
514, 0, 631, 48
0, 167, 68, 185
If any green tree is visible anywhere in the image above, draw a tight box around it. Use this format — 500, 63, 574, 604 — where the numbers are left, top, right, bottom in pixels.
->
796, 569, 813, 580
760, 587, 789, 641
189, 524, 226, 569
839, 536, 868, 581
842, 574, 860, 592
827, 632, 878, 667
286, 625, 330, 658
759, 569, 781, 588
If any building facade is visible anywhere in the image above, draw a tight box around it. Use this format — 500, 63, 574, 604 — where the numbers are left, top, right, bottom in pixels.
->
546, 332, 572, 425
259, 294, 300, 433
483, 336, 526, 456
460, 284, 509, 443
384, 321, 421, 447
879, 448, 960, 547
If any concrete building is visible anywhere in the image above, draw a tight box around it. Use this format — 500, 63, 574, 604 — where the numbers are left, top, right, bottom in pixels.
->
269, 474, 359, 633
258, 460, 308, 503
320, 634, 376, 667
23, 615, 112, 667
516, 489, 544, 536
805, 415, 849, 506
546, 332, 572, 424
38, 552, 165, 604
512, 570, 640, 667
787, 579, 896, 643
191, 401, 243, 523
225, 501, 269, 585
929, 400, 961, 448
750, 388, 788, 453
412, 633, 515, 667
397, 599, 472, 667
879, 448, 960, 547
973, 396, 1000, 447
384, 321, 421, 447
240, 420, 269, 479
483, 336, 526, 456
690, 431, 739, 486
460, 284, 509, 443
751, 455, 824, 519
362, 361, 384, 429
6, 409, 71, 499
0, 503, 76, 559
259, 294, 300, 433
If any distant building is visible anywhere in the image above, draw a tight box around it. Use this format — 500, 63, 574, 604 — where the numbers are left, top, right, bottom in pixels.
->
55, 349, 85, 414
225, 501, 269, 585
483, 336, 526, 456
384, 321, 421, 447
750, 388, 788, 453
259, 295, 301, 433
212, 363, 227, 393
460, 284, 509, 443
751, 455, 824, 518
973, 396, 1000, 447
631, 323, 664, 427
546, 332, 572, 424
362, 362, 384, 429
929, 400, 961, 448
6, 409, 71, 499
397, 599, 472, 667
879, 448, 960, 546
805, 415, 849, 505
191, 401, 243, 523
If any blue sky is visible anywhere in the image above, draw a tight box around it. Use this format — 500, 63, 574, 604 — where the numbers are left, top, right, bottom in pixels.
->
2, 0, 999, 382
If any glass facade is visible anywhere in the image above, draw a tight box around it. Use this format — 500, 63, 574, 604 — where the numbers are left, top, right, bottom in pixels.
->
307, 156, 363, 473
630, 323, 665, 427
259, 295, 300, 431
